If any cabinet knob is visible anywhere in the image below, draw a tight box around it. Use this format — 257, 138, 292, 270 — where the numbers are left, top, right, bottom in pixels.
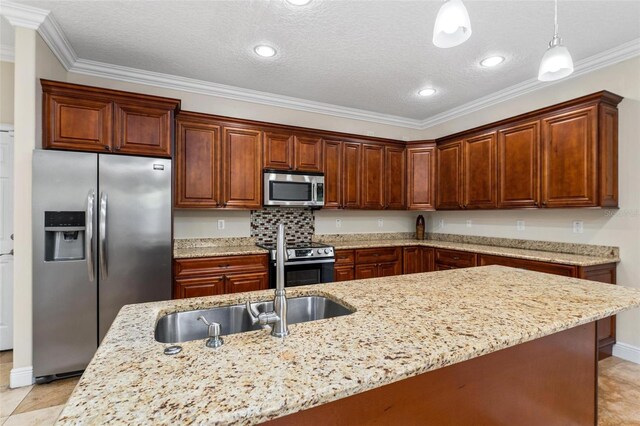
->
542, 201, 547, 206
534, 201, 539, 207
104, 145, 111, 151
114, 147, 121, 151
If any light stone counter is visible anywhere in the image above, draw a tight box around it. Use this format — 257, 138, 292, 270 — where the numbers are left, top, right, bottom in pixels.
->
58, 266, 640, 425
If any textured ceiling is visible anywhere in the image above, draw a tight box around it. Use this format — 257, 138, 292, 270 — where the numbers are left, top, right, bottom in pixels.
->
7, 1, 640, 120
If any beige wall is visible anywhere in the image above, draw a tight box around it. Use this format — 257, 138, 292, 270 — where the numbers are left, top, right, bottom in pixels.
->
423, 57, 640, 349
0, 61, 14, 124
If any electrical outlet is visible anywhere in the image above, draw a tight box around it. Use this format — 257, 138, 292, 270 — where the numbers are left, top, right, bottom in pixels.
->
335, 219, 342, 229
466, 220, 472, 228
377, 218, 384, 228
516, 220, 525, 231
572, 220, 584, 234
438, 219, 445, 229
217, 219, 225, 230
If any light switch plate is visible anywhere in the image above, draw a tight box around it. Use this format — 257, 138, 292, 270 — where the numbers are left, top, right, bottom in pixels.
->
572, 220, 584, 234
466, 220, 472, 228
217, 219, 225, 230
516, 220, 525, 231
377, 218, 384, 228
438, 219, 445, 229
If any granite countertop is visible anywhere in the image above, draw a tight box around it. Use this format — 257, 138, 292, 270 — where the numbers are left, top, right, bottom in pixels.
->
328, 239, 618, 267
58, 266, 640, 425
174, 245, 268, 259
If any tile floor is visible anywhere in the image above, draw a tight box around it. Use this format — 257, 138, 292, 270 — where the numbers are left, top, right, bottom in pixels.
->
0, 350, 638, 424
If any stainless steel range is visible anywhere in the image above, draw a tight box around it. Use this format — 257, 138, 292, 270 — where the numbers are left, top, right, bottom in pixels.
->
259, 242, 335, 287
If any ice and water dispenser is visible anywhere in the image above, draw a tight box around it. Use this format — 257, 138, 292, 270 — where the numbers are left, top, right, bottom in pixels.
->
44, 211, 86, 261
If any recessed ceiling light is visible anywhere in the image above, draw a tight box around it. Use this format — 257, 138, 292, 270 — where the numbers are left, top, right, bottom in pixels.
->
285, 0, 312, 5
480, 56, 505, 67
254, 45, 277, 58
418, 88, 437, 97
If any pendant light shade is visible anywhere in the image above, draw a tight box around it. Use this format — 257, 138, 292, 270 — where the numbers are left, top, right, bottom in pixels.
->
538, 0, 574, 81
432, 0, 472, 48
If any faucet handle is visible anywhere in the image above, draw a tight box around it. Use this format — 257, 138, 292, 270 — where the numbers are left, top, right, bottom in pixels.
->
245, 301, 279, 327
197, 316, 223, 348
245, 302, 261, 325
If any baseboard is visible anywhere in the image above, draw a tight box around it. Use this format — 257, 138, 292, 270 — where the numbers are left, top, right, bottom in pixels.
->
9, 366, 34, 388
612, 342, 640, 364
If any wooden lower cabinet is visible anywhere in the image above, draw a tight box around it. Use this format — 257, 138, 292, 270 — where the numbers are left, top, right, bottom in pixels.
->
174, 254, 269, 298
334, 249, 355, 282
354, 247, 402, 279
403, 247, 435, 274
479, 254, 616, 359
335, 266, 355, 282
355, 264, 378, 280
434, 249, 477, 270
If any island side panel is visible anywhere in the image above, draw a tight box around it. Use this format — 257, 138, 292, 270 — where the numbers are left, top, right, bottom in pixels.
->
267, 322, 597, 426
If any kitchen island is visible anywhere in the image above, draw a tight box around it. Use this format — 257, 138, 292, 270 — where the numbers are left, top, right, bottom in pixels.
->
57, 266, 640, 425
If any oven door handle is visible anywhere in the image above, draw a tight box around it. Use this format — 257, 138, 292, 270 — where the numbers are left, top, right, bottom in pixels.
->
281, 259, 335, 266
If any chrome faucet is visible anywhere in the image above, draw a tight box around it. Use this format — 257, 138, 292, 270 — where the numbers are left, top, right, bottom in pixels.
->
246, 223, 289, 338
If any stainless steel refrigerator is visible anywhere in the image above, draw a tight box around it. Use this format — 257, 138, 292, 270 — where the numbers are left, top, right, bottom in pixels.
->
32, 150, 171, 382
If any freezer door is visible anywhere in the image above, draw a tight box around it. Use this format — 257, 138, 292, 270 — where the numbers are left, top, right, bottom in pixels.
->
98, 155, 171, 342
32, 150, 98, 378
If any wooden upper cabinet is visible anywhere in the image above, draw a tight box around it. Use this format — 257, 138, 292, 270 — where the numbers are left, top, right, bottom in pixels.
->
598, 104, 619, 207
361, 144, 385, 209
498, 121, 540, 208
407, 144, 436, 210
436, 141, 463, 210
463, 132, 497, 209
343, 142, 362, 208
41, 80, 179, 158
175, 117, 221, 208
541, 105, 598, 207
294, 135, 323, 172
323, 139, 343, 209
221, 127, 263, 209
264, 132, 294, 170
44, 93, 113, 152
385, 145, 406, 210
113, 102, 172, 157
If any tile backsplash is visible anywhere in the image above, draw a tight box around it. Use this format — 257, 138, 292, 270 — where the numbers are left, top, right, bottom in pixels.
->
251, 208, 315, 245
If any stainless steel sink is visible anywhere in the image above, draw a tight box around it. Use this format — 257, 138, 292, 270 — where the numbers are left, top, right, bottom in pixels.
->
155, 295, 354, 343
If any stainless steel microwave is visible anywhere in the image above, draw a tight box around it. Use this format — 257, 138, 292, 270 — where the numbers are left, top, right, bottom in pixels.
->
263, 169, 325, 208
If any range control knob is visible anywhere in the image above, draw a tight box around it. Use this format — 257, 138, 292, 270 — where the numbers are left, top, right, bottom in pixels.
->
317, 249, 323, 254
324, 248, 331, 254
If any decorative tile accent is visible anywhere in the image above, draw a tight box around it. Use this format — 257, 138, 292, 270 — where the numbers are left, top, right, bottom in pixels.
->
251, 208, 315, 245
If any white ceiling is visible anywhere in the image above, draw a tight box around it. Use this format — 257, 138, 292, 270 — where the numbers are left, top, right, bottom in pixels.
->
3, 1, 640, 122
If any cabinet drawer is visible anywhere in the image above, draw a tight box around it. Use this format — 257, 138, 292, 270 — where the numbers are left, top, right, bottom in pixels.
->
225, 272, 268, 294
435, 249, 477, 268
335, 249, 355, 266
479, 255, 576, 277
335, 266, 355, 282
355, 247, 401, 265
174, 276, 225, 299
174, 255, 268, 278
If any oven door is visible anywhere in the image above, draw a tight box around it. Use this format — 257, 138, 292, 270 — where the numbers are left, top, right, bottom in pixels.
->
269, 259, 335, 288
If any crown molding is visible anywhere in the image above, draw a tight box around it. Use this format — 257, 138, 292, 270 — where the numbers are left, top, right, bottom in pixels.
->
38, 9, 77, 69
0, 1, 48, 29
419, 38, 640, 129
0, 44, 14, 62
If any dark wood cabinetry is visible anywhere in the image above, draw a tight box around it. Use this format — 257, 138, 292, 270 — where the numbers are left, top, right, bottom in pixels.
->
385, 146, 406, 209
175, 118, 221, 208
498, 121, 540, 208
436, 141, 463, 210
323, 139, 343, 209
406, 143, 436, 210
221, 127, 263, 209
361, 144, 385, 209
42, 80, 179, 157
463, 132, 497, 209
403, 247, 434, 274
434, 249, 477, 270
263, 132, 322, 172
334, 249, 355, 282
478, 254, 576, 276
173, 254, 269, 298
343, 142, 362, 208
264, 132, 294, 170
354, 247, 402, 279
294, 135, 323, 172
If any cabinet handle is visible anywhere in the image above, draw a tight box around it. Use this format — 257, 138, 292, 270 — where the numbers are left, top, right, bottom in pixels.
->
534, 201, 539, 207
453, 256, 460, 260
114, 147, 121, 151
104, 145, 111, 151
542, 201, 547, 206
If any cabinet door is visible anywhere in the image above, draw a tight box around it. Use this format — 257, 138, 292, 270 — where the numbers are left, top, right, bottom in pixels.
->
174, 276, 225, 299
175, 120, 221, 208
225, 272, 268, 294
378, 262, 402, 277
222, 127, 262, 209
407, 145, 436, 210
264, 132, 294, 170
334, 266, 355, 282
498, 121, 540, 208
113, 102, 172, 157
541, 106, 598, 207
44, 93, 113, 152
294, 135, 323, 172
463, 132, 497, 209
343, 142, 362, 208
403, 247, 421, 274
361, 144, 385, 209
579, 264, 617, 358
323, 139, 342, 209
385, 146, 406, 209
421, 247, 435, 273
355, 264, 377, 279
436, 141, 463, 209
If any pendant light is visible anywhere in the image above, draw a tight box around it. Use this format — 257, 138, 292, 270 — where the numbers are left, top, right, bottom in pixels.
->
538, 0, 574, 81
432, 0, 472, 48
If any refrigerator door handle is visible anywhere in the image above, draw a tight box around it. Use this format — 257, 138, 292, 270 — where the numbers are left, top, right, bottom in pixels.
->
99, 191, 108, 279
86, 190, 96, 282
